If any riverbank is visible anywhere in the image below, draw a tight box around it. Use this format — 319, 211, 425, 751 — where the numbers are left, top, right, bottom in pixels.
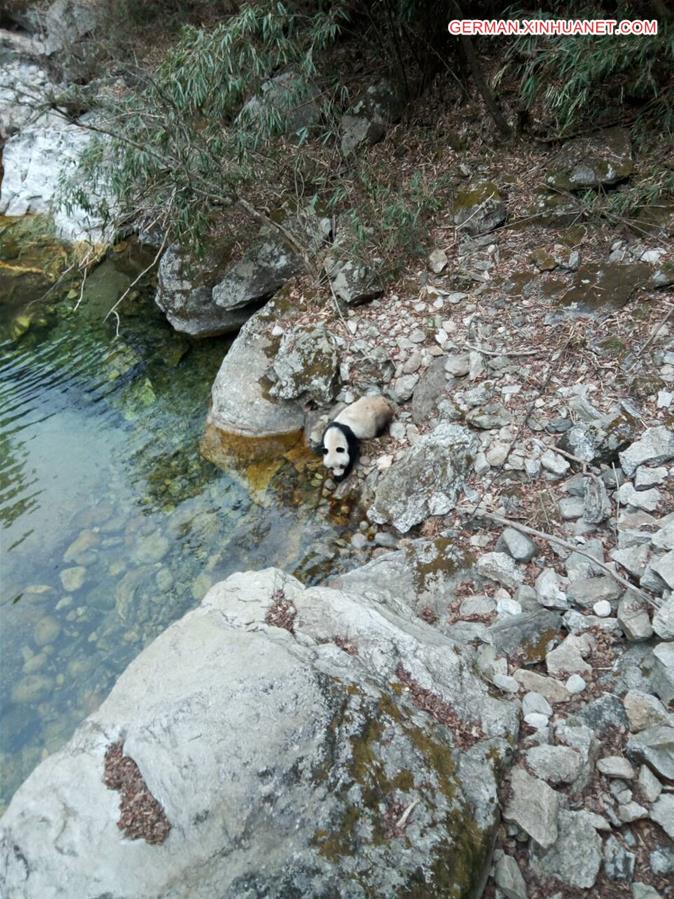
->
1, 2, 673, 897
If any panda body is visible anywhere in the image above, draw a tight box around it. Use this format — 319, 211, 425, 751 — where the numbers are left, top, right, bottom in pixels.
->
321, 396, 393, 481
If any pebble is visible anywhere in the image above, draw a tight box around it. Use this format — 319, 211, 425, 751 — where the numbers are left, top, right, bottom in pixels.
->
597, 756, 636, 779
522, 692, 553, 718
350, 533, 368, 550
59, 566, 86, 592
524, 712, 550, 729
493, 673, 519, 694
33, 616, 61, 647
540, 449, 570, 477
566, 674, 587, 694
637, 764, 662, 803
593, 600, 612, 617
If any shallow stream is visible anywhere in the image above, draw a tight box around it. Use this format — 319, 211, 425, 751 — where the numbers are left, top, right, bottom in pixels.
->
0, 222, 345, 810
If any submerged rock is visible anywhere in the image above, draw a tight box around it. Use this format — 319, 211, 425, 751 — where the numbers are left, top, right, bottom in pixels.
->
0, 568, 517, 898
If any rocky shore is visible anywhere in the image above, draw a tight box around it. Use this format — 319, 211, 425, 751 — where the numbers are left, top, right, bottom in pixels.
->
1, 2, 673, 897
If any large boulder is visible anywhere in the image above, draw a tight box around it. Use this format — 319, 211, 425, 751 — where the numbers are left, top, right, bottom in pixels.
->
212, 213, 330, 314
453, 182, 506, 236
340, 80, 403, 155
329, 536, 476, 626
324, 255, 384, 306
547, 127, 633, 191
268, 325, 340, 405
0, 568, 518, 899
212, 235, 303, 313
158, 212, 329, 336
154, 243, 252, 338
369, 423, 478, 533
0, 116, 110, 243
0, 57, 52, 140
238, 71, 321, 136
200, 295, 305, 466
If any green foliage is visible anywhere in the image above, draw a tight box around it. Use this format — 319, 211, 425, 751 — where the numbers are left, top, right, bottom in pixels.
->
342, 167, 450, 268
60, 1, 350, 252
498, 2, 674, 136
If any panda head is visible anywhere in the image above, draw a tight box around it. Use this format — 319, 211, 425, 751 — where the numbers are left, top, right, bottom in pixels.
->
321, 422, 359, 481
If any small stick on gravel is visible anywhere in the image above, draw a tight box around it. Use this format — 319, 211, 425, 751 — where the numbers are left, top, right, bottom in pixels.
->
477, 511, 659, 608
625, 302, 674, 372
551, 445, 588, 468
463, 343, 540, 357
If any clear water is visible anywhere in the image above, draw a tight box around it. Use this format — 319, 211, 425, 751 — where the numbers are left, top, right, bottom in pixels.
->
0, 230, 346, 811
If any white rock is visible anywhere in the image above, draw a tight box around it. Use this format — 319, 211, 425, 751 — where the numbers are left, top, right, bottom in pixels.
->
617, 483, 662, 513
0, 116, 112, 242
635, 466, 668, 488
566, 674, 587, 694
619, 426, 674, 477
524, 712, 551, 730
541, 449, 570, 477
522, 692, 553, 718
535, 568, 568, 610
593, 600, 612, 617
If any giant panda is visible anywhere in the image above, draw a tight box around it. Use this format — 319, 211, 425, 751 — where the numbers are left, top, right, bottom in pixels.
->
321, 395, 394, 481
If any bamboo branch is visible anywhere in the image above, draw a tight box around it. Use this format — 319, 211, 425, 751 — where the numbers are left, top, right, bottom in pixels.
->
477, 511, 659, 608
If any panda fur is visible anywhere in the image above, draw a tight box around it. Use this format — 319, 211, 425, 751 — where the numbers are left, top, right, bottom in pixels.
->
321, 396, 394, 481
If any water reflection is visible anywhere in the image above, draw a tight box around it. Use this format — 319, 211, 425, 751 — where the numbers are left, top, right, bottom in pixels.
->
0, 234, 345, 811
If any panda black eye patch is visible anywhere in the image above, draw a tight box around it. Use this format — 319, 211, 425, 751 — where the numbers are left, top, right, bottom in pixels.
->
337, 447, 345, 453
322, 448, 328, 454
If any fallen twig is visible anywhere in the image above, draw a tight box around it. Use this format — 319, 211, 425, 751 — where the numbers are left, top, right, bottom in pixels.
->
396, 799, 419, 829
624, 302, 674, 373
477, 511, 659, 608
103, 229, 169, 330
463, 343, 540, 357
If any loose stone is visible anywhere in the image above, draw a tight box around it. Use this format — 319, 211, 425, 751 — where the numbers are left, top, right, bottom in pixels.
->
566, 674, 587, 694
596, 756, 636, 779
504, 768, 560, 848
